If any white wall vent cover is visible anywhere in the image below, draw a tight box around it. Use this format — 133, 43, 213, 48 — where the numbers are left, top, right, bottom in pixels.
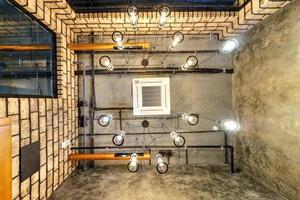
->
132, 77, 170, 116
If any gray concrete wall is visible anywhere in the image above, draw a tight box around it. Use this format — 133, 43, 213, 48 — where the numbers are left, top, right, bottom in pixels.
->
77, 35, 233, 166
232, 1, 300, 200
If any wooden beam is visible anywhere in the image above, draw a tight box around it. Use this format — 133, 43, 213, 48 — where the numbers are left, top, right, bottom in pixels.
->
67, 42, 150, 51
0, 44, 51, 51
68, 153, 150, 161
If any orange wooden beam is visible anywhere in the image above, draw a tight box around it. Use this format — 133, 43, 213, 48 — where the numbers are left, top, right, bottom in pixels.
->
69, 153, 150, 161
67, 42, 150, 51
0, 44, 51, 51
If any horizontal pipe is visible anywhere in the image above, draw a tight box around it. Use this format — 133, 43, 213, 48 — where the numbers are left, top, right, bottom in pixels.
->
75, 68, 234, 75
71, 145, 232, 150
0, 44, 51, 51
69, 153, 150, 161
76, 50, 219, 54
94, 107, 133, 111
68, 42, 150, 51
78, 130, 225, 136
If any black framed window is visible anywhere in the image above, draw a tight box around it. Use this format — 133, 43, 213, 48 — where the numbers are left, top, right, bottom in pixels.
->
0, 0, 56, 97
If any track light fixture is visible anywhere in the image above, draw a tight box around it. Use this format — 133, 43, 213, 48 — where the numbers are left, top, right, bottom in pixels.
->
220, 38, 238, 54
219, 119, 240, 132
112, 31, 124, 50
112, 130, 125, 146
180, 56, 198, 70
169, 31, 184, 51
98, 114, 113, 127
159, 6, 170, 29
182, 113, 199, 126
170, 131, 185, 147
127, 153, 139, 172
127, 5, 138, 29
99, 56, 114, 71
156, 154, 168, 174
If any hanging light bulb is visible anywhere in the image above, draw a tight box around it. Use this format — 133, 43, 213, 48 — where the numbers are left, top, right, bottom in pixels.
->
112, 31, 124, 50
181, 113, 199, 126
112, 130, 125, 146
98, 114, 113, 127
180, 56, 198, 70
220, 38, 238, 54
127, 5, 138, 29
170, 131, 185, 147
99, 56, 114, 71
169, 31, 184, 50
220, 119, 240, 132
159, 6, 170, 29
127, 153, 139, 172
156, 154, 168, 174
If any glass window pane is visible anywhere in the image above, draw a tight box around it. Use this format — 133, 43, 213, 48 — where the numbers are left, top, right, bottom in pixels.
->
0, 0, 56, 97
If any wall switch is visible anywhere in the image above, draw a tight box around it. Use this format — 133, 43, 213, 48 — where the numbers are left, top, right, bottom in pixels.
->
61, 140, 71, 149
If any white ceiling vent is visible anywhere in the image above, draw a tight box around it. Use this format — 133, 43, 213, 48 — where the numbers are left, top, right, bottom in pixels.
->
132, 77, 170, 116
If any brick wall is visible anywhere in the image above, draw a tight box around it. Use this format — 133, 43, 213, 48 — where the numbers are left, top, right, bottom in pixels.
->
0, 0, 78, 199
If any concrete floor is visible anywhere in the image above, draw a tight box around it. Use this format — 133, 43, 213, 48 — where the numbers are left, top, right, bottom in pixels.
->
49, 165, 284, 200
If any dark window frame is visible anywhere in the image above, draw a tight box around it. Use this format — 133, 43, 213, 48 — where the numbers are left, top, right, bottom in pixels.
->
0, 0, 57, 98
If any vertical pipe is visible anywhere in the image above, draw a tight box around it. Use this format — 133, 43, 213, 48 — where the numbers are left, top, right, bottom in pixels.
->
224, 131, 229, 164
82, 62, 87, 170
185, 147, 188, 164
229, 146, 234, 174
119, 110, 123, 130
90, 32, 96, 167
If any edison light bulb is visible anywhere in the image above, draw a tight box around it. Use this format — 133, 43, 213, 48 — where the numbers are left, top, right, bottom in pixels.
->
127, 153, 139, 172
98, 114, 113, 127
186, 56, 198, 67
220, 119, 240, 132
221, 39, 238, 54
156, 154, 168, 174
112, 130, 125, 146
170, 131, 185, 147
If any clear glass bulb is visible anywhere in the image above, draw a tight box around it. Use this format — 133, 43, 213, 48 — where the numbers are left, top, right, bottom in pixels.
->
100, 56, 111, 67
156, 154, 168, 174
186, 56, 198, 67
173, 32, 184, 43
113, 135, 123, 146
170, 131, 185, 147
221, 119, 240, 131
221, 39, 238, 53
112, 31, 123, 42
127, 153, 139, 172
160, 6, 170, 17
128, 6, 138, 17
98, 114, 113, 126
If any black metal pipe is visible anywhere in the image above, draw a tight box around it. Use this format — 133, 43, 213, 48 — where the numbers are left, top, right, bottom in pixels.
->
76, 50, 220, 54
119, 110, 123, 130
94, 107, 133, 111
78, 130, 225, 136
75, 68, 234, 76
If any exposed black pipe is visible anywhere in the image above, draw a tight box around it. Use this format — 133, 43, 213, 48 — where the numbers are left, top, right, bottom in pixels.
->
78, 130, 225, 136
76, 50, 220, 54
94, 107, 133, 111
75, 68, 234, 75
70, 145, 235, 173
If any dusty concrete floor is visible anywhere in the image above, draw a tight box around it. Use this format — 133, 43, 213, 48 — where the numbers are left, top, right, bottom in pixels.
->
49, 165, 284, 200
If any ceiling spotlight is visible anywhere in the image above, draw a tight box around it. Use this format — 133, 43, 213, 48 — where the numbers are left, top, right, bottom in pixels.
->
220, 38, 238, 54
99, 56, 114, 71
127, 153, 139, 173
170, 131, 185, 147
98, 114, 113, 127
220, 119, 240, 132
112, 130, 125, 146
112, 31, 124, 50
169, 31, 184, 50
127, 5, 138, 29
156, 154, 168, 174
182, 113, 199, 126
159, 6, 170, 29
180, 56, 198, 70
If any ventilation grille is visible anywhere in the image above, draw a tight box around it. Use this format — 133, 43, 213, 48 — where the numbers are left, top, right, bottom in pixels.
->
142, 86, 161, 107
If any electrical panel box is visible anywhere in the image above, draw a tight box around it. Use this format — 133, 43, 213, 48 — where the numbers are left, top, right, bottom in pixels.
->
132, 77, 170, 116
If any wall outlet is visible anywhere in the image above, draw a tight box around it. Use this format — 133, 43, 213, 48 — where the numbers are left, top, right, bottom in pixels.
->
61, 140, 71, 149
